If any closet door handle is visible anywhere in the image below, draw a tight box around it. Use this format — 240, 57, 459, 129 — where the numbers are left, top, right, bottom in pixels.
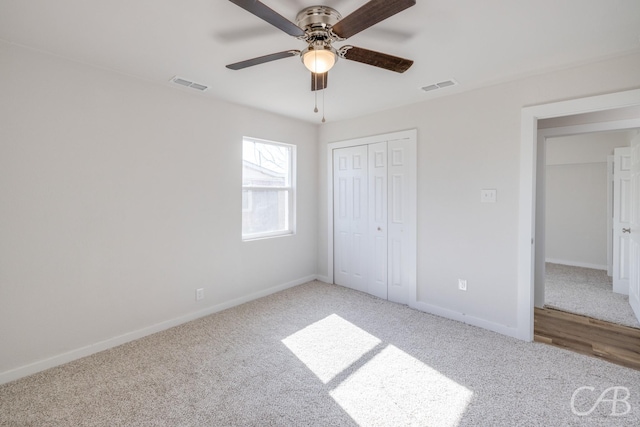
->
623, 228, 631, 234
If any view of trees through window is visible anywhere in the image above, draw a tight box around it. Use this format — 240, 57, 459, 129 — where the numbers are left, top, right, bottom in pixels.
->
242, 138, 294, 239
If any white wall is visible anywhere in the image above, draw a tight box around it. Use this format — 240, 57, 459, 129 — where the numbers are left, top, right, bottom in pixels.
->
318, 52, 640, 334
545, 132, 633, 269
0, 42, 318, 381
539, 106, 640, 129
546, 131, 635, 165
545, 163, 608, 268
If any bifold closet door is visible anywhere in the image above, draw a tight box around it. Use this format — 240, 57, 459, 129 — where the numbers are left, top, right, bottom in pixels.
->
386, 139, 416, 305
368, 142, 388, 299
333, 136, 415, 304
333, 145, 369, 293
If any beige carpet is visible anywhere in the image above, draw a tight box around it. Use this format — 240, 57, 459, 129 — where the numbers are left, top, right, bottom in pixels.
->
1, 281, 639, 426
545, 263, 640, 328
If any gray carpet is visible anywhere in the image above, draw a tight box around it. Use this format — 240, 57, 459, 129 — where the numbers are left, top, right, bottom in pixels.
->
545, 263, 640, 329
1, 281, 639, 426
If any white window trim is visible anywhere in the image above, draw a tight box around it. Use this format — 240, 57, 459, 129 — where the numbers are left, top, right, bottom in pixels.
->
242, 137, 296, 241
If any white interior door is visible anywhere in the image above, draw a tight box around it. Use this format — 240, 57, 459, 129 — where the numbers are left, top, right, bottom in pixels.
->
368, 142, 388, 299
387, 139, 417, 304
629, 133, 640, 323
333, 145, 368, 292
613, 146, 631, 294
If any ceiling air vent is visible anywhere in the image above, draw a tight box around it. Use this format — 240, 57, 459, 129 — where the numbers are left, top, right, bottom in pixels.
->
170, 76, 208, 92
421, 79, 458, 92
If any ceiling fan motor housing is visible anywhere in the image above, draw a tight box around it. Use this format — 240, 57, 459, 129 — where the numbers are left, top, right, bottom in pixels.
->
296, 6, 343, 42
296, 6, 343, 72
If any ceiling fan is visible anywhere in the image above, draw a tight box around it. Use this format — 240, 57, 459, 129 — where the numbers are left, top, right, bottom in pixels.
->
226, 0, 416, 91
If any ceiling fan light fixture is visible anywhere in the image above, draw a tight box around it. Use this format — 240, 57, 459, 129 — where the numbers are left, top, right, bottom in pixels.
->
302, 46, 337, 74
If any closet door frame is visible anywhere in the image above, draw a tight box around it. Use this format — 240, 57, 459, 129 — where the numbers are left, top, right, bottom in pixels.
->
327, 129, 417, 305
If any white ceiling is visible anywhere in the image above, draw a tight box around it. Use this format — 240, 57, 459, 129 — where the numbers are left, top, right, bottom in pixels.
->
1, 0, 639, 124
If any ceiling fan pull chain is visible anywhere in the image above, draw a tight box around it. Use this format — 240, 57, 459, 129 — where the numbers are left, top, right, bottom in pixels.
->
314, 67, 319, 113
322, 76, 326, 123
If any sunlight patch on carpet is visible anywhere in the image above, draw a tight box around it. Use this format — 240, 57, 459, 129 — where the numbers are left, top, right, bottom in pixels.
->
282, 313, 381, 383
330, 344, 472, 426
283, 314, 472, 426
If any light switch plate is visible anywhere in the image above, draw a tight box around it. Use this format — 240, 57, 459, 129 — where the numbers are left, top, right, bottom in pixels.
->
480, 189, 497, 203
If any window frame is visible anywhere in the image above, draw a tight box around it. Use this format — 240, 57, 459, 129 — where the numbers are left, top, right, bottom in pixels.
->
241, 137, 296, 241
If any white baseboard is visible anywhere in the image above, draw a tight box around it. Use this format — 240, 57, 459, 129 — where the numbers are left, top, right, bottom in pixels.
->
410, 300, 522, 340
316, 275, 331, 284
0, 275, 317, 386
545, 258, 607, 271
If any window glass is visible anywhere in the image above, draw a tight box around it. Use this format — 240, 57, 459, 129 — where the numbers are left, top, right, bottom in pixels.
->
242, 138, 295, 239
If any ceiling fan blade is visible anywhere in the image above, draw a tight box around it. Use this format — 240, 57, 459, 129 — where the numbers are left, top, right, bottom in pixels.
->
311, 72, 328, 91
341, 46, 413, 73
228, 0, 306, 37
226, 50, 300, 70
331, 0, 416, 39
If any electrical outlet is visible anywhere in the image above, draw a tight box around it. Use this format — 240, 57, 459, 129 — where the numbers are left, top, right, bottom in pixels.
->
196, 288, 204, 301
480, 189, 497, 203
458, 279, 467, 291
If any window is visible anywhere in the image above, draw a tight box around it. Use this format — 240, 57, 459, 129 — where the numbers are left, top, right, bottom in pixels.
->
242, 137, 295, 240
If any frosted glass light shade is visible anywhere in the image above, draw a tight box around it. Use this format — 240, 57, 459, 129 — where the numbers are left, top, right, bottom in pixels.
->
302, 48, 336, 73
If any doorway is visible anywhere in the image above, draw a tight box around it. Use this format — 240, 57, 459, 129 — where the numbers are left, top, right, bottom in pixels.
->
327, 129, 417, 305
518, 89, 640, 341
541, 132, 640, 329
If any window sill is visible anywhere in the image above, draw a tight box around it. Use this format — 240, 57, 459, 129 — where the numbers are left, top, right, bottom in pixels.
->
242, 231, 295, 242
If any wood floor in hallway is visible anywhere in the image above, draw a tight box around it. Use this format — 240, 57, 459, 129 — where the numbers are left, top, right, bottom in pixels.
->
534, 306, 640, 370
